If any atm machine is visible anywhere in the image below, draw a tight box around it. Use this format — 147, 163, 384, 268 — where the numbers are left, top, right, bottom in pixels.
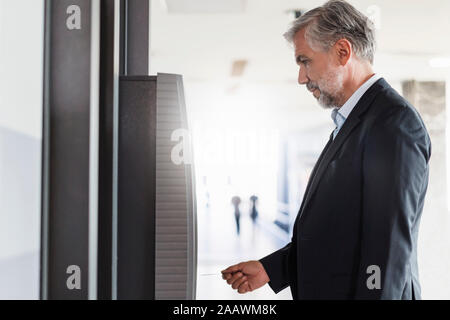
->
40, 0, 197, 299
117, 74, 197, 300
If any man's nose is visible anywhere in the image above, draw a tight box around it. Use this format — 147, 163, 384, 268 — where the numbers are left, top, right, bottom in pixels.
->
298, 66, 309, 85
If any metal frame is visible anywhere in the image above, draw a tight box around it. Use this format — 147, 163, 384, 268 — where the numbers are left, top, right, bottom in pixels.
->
41, 0, 180, 300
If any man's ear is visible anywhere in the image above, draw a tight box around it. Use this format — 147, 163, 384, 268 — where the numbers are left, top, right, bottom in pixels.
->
334, 38, 352, 65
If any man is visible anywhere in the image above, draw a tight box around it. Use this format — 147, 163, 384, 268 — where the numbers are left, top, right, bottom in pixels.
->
221, 0, 431, 300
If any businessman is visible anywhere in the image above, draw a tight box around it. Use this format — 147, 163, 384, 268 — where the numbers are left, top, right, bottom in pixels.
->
221, 0, 431, 299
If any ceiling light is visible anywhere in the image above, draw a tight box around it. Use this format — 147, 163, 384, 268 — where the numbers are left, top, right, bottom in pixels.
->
429, 57, 450, 68
231, 60, 248, 77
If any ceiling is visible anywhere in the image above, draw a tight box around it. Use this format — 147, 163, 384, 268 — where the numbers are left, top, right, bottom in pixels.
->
149, 0, 450, 132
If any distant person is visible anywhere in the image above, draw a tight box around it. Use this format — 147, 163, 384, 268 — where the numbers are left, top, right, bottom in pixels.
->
222, 0, 430, 299
203, 176, 211, 210
249, 195, 259, 225
231, 196, 242, 236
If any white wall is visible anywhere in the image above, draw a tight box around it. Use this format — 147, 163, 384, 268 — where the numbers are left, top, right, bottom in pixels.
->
0, 0, 44, 299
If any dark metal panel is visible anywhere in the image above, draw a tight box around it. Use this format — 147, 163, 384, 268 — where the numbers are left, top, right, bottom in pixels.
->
126, 0, 149, 75
119, 0, 127, 76
117, 76, 157, 299
120, 0, 149, 75
42, 0, 92, 300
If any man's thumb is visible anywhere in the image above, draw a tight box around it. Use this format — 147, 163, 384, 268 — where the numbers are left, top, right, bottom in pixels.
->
222, 263, 243, 274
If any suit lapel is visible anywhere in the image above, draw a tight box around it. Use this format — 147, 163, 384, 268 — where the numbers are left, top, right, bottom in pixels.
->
296, 78, 388, 224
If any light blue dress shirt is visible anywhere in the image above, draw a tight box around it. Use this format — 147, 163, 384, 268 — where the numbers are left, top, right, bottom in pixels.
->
331, 73, 382, 140
331, 108, 346, 140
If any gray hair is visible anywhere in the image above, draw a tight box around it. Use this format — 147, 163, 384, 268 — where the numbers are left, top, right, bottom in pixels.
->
284, 0, 376, 64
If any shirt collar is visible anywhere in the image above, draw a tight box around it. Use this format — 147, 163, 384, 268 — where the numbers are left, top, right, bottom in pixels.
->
335, 73, 382, 119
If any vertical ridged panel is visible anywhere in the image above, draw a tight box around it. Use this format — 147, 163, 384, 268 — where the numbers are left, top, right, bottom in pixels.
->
155, 73, 197, 300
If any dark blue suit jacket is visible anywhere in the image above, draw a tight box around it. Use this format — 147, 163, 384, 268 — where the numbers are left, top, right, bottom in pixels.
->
260, 78, 431, 300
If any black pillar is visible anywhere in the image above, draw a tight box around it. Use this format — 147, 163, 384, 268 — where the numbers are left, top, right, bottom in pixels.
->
41, 0, 98, 300
97, 0, 116, 300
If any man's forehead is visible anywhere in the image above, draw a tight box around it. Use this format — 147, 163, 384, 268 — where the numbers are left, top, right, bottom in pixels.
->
293, 29, 313, 58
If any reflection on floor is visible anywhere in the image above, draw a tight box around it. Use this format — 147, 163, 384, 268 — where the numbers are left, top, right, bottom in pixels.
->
196, 204, 292, 300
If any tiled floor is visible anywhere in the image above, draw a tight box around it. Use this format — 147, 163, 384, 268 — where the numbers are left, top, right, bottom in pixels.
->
196, 204, 293, 300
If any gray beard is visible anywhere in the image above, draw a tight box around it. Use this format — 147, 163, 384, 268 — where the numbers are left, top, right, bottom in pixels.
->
317, 90, 343, 109
308, 69, 345, 109
306, 73, 344, 109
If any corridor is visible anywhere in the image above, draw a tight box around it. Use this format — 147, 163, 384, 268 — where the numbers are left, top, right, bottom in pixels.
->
196, 202, 292, 300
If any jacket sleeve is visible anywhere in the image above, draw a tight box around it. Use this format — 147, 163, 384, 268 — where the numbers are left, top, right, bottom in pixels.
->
259, 242, 292, 294
354, 105, 431, 299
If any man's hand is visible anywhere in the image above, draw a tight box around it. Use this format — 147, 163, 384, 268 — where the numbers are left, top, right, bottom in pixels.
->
221, 260, 270, 294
